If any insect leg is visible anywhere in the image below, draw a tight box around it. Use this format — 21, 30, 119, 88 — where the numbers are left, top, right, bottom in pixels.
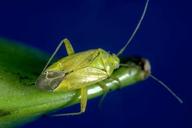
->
80, 87, 88, 113
63, 38, 75, 55
98, 77, 122, 108
40, 38, 75, 74
109, 76, 122, 89
98, 82, 110, 108
53, 87, 87, 116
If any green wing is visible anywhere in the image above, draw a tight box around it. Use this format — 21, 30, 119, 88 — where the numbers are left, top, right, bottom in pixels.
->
54, 67, 108, 91
47, 49, 99, 73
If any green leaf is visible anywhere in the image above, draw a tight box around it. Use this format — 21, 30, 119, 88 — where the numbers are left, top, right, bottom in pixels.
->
0, 38, 149, 128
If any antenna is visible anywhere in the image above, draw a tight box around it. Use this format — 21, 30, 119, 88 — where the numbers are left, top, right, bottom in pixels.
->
150, 74, 183, 104
117, 0, 149, 56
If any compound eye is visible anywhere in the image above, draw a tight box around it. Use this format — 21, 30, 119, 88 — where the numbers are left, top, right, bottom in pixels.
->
36, 71, 65, 91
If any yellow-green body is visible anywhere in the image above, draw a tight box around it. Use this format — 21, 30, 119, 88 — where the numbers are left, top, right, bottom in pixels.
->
47, 48, 119, 91
36, 39, 119, 115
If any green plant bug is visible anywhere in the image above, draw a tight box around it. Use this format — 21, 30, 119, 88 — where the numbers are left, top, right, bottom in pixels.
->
36, 0, 183, 116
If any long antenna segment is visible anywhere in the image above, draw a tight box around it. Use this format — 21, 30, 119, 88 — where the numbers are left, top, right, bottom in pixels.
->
150, 74, 183, 104
117, 0, 149, 56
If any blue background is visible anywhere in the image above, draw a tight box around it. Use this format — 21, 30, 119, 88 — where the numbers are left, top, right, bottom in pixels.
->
0, 0, 191, 128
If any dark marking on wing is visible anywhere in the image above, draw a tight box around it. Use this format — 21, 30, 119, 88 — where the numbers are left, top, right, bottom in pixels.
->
36, 71, 65, 91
